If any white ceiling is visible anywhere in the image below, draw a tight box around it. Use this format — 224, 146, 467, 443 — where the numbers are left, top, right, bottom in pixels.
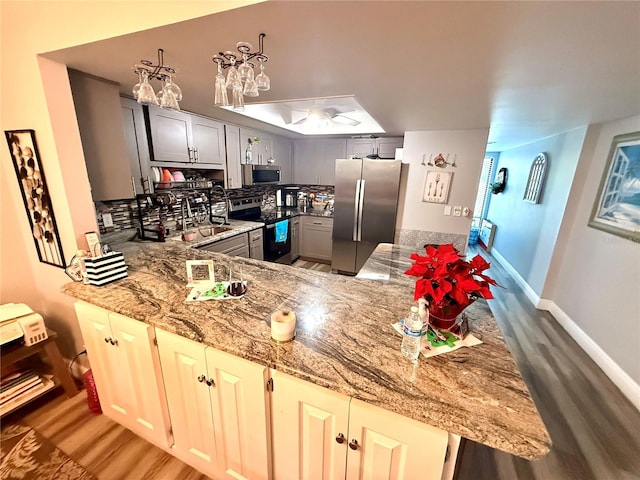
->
43, 1, 640, 152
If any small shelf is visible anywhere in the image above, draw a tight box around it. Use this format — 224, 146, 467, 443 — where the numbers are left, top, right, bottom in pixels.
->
0, 376, 57, 417
0, 329, 79, 418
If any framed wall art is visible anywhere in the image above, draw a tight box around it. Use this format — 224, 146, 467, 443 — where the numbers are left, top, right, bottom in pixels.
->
523, 153, 548, 204
5, 129, 66, 267
422, 170, 453, 204
588, 131, 640, 243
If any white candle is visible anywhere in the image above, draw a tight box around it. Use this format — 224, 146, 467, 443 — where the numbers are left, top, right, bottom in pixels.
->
271, 310, 296, 342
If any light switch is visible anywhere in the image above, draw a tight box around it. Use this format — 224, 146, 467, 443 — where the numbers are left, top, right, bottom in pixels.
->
444, 206, 452, 216
462, 207, 470, 217
453, 206, 462, 217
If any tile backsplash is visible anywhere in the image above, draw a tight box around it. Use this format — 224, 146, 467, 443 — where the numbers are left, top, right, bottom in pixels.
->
94, 184, 335, 234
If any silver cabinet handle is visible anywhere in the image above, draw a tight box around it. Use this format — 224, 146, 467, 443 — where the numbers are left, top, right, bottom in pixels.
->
197, 375, 206, 383
187, 147, 193, 162
195, 147, 199, 163
348, 439, 359, 450
131, 176, 136, 196
353, 179, 361, 241
357, 179, 365, 242
336, 433, 346, 444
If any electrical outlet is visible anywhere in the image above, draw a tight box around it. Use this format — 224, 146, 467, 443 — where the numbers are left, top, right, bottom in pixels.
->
444, 206, 452, 216
102, 213, 113, 228
453, 206, 462, 217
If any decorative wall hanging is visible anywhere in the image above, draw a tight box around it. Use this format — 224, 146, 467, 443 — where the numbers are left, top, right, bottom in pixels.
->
523, 152, 548, 204
588, 131, 640, 243
422, 153, 457, 168
491, 167, 508, 194
5, 129, 66, 268
423, 171, 453, 204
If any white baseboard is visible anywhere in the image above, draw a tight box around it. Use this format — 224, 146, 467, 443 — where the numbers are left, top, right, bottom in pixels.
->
544, 301, 640, 412
490, 248, 640, 411
490, 248, 542, 307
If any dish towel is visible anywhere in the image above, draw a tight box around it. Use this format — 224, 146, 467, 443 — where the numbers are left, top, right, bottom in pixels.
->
275, 219, 289, 243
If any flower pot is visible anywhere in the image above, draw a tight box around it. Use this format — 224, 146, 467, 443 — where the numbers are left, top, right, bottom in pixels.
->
428, 300, 472, 330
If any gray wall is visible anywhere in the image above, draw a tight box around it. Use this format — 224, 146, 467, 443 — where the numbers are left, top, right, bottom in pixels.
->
545, 115, 640, 383
487, 127, 587, 294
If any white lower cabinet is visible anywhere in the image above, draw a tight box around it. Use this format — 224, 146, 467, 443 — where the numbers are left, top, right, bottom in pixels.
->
300, 216, 333, 261
73, 302, 172, 450
271, 370, 450, 480
155, 328, 270, 480
75, 302, 457, 480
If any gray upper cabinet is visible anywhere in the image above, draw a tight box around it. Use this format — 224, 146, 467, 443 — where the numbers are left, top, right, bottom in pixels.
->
224, 125, 242, 189
69, 69, 146, 200
293, 139, 346, 185
121, 97, 151, 195
146, 106, 226, 169
346, 137, 403, 159
273, 136, 293, 183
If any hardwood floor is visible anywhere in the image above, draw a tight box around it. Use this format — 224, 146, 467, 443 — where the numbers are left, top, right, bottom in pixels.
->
4, 247, 639, 479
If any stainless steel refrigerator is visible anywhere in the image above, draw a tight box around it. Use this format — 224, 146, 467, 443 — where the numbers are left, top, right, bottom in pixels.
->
331, 158, 402, 274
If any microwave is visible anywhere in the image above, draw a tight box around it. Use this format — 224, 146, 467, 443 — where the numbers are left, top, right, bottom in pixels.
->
242, 164, 281, 186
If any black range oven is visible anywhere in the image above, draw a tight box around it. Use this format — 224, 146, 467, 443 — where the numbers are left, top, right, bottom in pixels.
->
228, 196, 292, 265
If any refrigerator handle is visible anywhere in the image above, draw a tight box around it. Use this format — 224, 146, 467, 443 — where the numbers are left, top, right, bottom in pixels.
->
357, 179, 365, 242
353, 179, 361, 241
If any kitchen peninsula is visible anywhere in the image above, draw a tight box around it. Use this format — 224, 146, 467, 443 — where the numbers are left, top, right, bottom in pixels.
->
62, 239, 550, 478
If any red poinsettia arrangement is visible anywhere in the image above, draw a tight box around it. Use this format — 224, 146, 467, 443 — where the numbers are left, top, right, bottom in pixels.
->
404, 244, 498, 320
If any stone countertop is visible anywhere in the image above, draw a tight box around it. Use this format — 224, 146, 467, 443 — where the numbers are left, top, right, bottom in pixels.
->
62, 241, 550, 460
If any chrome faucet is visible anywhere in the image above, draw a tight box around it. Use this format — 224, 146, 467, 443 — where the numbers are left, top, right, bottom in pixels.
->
211, 184, 230, 225
180, 197, 191, 230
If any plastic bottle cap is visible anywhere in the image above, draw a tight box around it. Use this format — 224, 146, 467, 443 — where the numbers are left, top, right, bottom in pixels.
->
411, 306, 418, 313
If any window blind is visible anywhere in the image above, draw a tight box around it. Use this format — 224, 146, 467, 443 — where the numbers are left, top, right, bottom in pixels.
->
473, 156, 494, 220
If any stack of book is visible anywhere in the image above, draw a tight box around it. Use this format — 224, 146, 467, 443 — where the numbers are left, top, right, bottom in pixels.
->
0, 369, 54, 416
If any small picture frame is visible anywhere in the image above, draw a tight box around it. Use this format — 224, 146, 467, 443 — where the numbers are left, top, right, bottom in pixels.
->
186, 260, 214, 287
423, 171, 453, 204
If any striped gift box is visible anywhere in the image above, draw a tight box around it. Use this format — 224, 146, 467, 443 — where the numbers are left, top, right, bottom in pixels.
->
83, 252, 128, 286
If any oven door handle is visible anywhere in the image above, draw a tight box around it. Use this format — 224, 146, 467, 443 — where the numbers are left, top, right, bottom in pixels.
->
266, 224, 274, 230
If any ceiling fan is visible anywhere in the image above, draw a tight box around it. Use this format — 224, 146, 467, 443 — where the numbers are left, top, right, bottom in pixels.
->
288, 107, 361, 127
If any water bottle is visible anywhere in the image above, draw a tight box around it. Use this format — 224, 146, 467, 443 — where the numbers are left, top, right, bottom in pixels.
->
401, 306, 423, 360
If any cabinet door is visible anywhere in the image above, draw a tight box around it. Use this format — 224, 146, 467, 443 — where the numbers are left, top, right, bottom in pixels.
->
108, 312, 172, 449
273, 136, 293, 183
192, 116, 225, 168
347, 138, 375, 158
68, 70, 137, 200
249, 228, 264, 261
293, 140, 321, 184
318, 140, 345, 185
300, 217, 333, 261
376, 138, 403, 159
225, 125, 243, 189
271, 370, 350, 480
74, 302, 120, 419
345, 399, 448, 480
206, 348, 270, 480
156, 329, 219, 476
147, 106, 192, 163
121, 97, 151, 194
291, 217, 300, 260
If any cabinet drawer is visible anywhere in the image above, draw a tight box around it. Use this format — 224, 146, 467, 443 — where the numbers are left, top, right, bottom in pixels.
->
198, 233, 248, 255
249, 228, 264, 245
302, 216, 333, 229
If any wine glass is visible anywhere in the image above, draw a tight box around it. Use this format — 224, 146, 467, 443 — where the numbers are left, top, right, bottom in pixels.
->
232, 82, 245, 110
237, 51, 254, 81
136, 70, 159, 105
132, 71, 142, 99
255, 60, 270, 91
243, 76, 259, 97
214, 64, 229, 106
225, 55, 241, 90
227, 262, 246, 297
164, 75, 183, 102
